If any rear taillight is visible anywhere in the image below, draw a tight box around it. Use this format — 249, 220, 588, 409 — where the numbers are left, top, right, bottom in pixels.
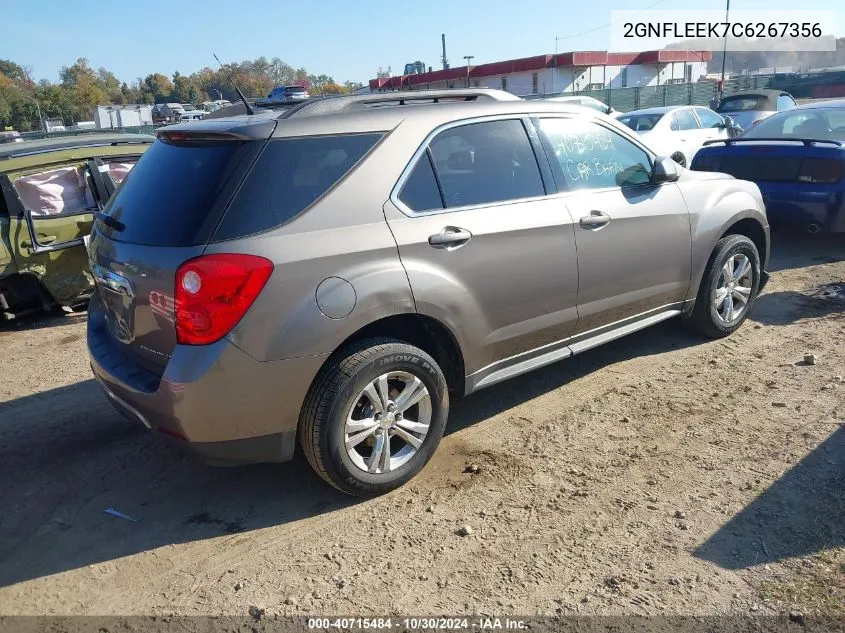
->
798, 158, 844, 184
175, 254, 273, 345
692, 154, 721, 172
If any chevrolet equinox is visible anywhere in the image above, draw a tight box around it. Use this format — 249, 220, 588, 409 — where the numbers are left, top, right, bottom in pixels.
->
87, 89, 770, 496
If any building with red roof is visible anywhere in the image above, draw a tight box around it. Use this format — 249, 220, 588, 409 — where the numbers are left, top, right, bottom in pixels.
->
369, 50, 712, 96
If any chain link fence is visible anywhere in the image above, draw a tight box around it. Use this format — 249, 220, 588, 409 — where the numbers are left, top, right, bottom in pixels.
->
522, 71, 845, 112
18, 125, 155, 141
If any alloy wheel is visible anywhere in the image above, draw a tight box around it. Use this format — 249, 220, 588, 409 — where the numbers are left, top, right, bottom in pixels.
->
344, 371, 432, 474
714, 253, 753, 323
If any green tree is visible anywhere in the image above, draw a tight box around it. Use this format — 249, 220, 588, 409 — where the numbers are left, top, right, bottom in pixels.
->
0, 60, 37, 130
59, 58, 108, 121
0, 59, 33, 87
98, 68, 125, 104
34, 81, 75, 125
0, 81, 38, 131
142, 73, 174, 103
171, 71, 201, 104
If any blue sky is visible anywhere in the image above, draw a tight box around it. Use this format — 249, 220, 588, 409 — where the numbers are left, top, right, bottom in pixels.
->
2, 0, 842, 84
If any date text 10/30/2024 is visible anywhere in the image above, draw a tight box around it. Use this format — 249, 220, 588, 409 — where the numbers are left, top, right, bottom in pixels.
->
307, 618, 528, 630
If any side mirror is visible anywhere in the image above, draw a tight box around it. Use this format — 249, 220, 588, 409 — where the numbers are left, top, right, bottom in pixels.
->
722, 115, 742, 137
652, 156, 681, 183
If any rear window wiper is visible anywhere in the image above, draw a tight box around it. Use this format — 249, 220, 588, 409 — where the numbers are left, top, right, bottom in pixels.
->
96, 211, 125, 232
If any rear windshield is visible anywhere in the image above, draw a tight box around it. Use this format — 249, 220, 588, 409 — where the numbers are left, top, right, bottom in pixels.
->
287, 86, 306, 93
96, 139, 263, 246
717, 96, 769, 112
741, 108, 845, 141
213, 133, 382, 241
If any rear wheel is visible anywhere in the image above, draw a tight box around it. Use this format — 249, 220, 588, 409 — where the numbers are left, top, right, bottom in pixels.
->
299, 338, 449, 496
685, 234, 761, 338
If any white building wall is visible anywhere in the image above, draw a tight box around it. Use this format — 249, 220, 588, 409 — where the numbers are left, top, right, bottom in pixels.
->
403, 59, 708, 95
622, 64, 659, 88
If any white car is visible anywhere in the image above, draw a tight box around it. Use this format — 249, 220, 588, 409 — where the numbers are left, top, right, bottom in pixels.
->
542, 95, 615, 116
178, 110, 208, 122
615, 105, 732, 168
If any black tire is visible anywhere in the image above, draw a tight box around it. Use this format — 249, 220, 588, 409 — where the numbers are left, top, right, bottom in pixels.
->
671, 152, 687, 168
685, 234, 761, 338
299, 338, 449, 497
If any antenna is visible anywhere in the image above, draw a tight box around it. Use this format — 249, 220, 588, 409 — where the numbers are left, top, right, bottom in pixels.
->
212, 53, 254, 115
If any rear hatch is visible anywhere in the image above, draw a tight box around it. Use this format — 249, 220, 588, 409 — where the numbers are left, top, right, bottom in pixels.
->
88, 118, 275, 375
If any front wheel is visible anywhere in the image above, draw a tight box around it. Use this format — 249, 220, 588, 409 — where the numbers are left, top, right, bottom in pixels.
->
299, 338, 449, 496
685, 234, 761, 338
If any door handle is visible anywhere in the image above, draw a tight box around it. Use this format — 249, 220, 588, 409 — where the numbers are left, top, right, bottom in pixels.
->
21, 235, 57, 248
428, 226, 472, 248
579, 211, 611, 230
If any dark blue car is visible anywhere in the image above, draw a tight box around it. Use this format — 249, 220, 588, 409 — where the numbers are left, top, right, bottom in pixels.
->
692, 99, 845, 234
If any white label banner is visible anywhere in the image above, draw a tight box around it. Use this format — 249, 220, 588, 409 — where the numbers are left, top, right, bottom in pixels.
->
610, 10, 837, 52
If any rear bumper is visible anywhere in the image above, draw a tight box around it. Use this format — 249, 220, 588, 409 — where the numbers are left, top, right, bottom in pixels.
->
760, 185, 845, 233
88, 299, 328, 464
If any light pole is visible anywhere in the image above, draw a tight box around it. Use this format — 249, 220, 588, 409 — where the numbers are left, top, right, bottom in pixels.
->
34, 98, 43, 132
719, 0, 730, 102
553, 37, 564, 94
463, 55, 474, 88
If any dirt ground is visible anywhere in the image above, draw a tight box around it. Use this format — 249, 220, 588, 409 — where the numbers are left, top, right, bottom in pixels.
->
0, 233, 842, 618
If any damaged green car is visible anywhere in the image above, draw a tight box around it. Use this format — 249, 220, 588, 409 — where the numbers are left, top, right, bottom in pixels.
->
0, 133, 153, 320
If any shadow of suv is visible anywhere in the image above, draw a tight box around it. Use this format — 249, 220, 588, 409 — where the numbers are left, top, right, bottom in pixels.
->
87, 89, 770, 496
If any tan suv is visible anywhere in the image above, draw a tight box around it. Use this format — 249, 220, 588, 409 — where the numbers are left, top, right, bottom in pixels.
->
87, 90, 770, 496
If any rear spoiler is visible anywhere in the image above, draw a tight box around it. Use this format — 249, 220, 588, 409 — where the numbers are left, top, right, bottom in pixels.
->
703, 138, 844, 147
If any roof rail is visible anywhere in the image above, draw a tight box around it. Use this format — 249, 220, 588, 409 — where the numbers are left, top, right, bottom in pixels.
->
280, 89, 520, 119
0, 135, 154, 160
703, 138, 844, 147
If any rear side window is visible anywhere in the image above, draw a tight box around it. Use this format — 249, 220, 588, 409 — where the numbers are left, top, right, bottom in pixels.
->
213, 133, 382, 240
777, 94, 796, 110
426, 119, 545, 208
618, 113, 663, 132
14, 166, 96, 216
98, 139, 262, 246
398, 151, 444, 212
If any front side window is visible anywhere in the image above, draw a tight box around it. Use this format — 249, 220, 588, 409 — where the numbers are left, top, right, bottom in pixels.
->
539, 118, 652, 190
426, 119, 544, 208
671, 109, 700, 131
694, 108, 724, 129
